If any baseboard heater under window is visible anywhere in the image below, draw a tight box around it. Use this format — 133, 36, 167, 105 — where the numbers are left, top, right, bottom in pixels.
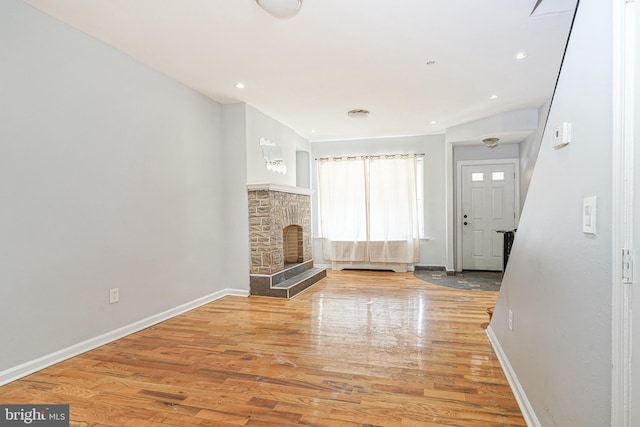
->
330, 261, 413, 273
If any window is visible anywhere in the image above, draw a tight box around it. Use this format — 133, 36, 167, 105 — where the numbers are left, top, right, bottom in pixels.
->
317, 154, 421, 263
471, 172, 484, 182
492, 171, 505, 181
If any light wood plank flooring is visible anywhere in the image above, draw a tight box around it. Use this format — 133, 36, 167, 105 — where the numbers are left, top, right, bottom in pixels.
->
0, 270, 524, 426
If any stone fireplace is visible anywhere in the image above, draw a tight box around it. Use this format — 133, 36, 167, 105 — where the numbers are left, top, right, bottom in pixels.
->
247, 184, 325, 298
247, 184, 312, 274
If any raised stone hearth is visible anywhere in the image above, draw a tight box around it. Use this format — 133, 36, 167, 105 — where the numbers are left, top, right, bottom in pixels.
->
247, 184, 326, 298
249, 260, 326, 298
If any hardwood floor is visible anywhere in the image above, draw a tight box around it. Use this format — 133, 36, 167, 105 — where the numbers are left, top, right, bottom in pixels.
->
0, 270, 524, 426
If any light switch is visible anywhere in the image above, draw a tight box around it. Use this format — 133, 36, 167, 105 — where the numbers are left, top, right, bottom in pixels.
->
583, 196, 596, 234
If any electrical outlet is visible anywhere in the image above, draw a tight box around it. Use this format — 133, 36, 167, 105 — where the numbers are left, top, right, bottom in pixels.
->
508, 309, 513, 331
109, 288, 119, 304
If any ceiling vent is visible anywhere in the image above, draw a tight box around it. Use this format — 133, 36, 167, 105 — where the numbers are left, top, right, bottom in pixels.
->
482, 137, 499, 148
347, 109, 370, 119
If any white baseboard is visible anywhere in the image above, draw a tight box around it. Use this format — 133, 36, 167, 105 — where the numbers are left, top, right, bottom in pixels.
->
485, 325, 540, 427
0, 287, 248, 387
224, 288, 250, 298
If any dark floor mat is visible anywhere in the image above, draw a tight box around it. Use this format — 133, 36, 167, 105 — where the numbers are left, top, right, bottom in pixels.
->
414, 269, 502, 291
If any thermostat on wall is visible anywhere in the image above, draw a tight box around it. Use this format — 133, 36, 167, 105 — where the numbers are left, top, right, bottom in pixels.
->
553, 122, 571, 149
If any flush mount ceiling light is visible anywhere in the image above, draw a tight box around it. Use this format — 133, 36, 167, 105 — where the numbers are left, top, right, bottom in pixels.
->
234, 82, 245, 89
515, 51, 528, 60
482, 137, 499, 148
489, 94, 498, 100
347, 109, 370, 119
256, 0, 302, 18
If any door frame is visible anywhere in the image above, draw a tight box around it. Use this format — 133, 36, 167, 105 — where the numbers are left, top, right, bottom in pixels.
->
611, 0, 636, 425
455, 158, 520, 272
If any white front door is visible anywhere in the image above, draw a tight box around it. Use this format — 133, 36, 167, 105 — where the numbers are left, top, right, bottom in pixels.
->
461, 163, 516, 271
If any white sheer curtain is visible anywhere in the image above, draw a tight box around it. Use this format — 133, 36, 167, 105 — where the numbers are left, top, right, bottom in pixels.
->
368, 156, 420, 263
317, 157, 369, 261
317, 155, 420, 263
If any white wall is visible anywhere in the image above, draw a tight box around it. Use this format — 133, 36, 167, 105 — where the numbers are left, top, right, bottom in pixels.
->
221, 104, 250, 287
453, 143, 520, 163
245, 105, 309, 186
310, 134, 448, 267
519, 100, 551, 211
296, 151, 311, 189
488, 1, 612, 426
0, 0, 246, 375
446, 109, 538, 145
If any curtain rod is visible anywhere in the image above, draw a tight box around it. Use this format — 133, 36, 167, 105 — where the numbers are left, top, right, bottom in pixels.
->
314, 153, 425, 161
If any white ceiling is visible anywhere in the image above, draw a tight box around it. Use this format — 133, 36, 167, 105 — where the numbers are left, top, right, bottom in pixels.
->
22, 0, 576, 143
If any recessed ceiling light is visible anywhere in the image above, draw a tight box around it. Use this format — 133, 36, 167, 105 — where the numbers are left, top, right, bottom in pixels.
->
489, 94, 498, 99
515, 52, 528, 60
426, 60, 437, 65
430, 120, 437, 125
234, 82, 245, 89
347, 109, 370, 119
311, 130, 316, 133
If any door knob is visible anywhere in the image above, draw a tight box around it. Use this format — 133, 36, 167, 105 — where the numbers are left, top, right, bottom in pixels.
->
464, 221, 468, 225
463, 214, 468, 218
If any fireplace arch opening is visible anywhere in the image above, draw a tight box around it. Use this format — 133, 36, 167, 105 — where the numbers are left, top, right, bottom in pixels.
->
283, 224, 303, 264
